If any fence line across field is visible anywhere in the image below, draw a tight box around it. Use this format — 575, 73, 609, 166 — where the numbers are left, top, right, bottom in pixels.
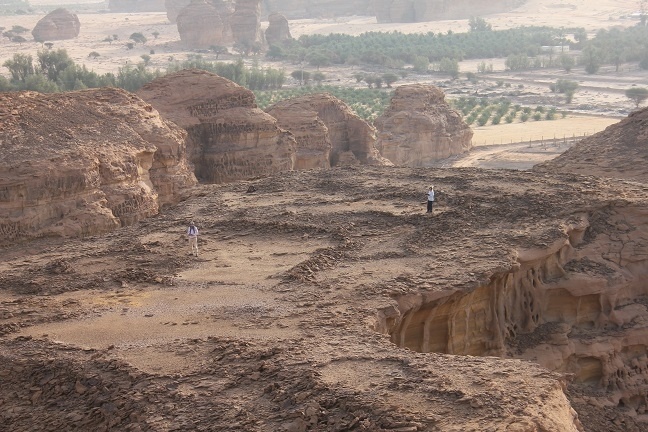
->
470, 131, 592, 148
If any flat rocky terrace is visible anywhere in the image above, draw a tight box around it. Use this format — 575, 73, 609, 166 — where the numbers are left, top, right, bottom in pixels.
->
1, 166, 647, 431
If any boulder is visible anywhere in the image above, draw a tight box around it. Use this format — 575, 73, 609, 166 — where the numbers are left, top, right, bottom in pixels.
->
31, 8, 80, 42
0, 88, 197, 244
109, 0, 166, 12
267, 93, 391, 169
535, 107, 648, 183
374, 84, 473, 166
375, 0, 522, 23
231, 0, 264, 48
265, 13, 292, 47
137, 69, 296, 183
177, 0, 232, 49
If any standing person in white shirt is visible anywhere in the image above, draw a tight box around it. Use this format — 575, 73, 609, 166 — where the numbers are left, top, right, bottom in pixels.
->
426, 186, 435, 214
187, 221, 199, 256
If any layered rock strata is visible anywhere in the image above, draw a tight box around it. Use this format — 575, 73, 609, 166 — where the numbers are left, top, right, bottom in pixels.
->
231, 0, 264, 48
0, 88, 196, 243
535, 106, 648, 183
265, 12, 292, 47
137, 69, 296, 183
374, 84, 472, 166
267, 93, 391, 169
31, 8, 80, 42
375, 0, 523, 23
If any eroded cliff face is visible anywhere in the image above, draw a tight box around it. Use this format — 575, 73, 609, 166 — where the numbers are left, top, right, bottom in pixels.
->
375, 0, 523, 23
231, 0, 264, 48
375, 84, 472, 167
137, 69, 296, 183
0, 88, 196, 244
377, 202, 648, 420
267, 93, 391, 169
177, 0, 233, 48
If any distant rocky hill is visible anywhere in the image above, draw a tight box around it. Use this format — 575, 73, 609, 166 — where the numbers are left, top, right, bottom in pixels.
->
535, 107, 648, 183
375, 0, 524, 22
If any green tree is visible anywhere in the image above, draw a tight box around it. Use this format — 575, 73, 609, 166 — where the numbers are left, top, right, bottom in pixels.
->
44, 42, 54, 49
413, 55, 429, 73
129, 32, 147, 44
11, 25, 29, 34
140, 54, 151, 65
382, 72, 398, 88
559, 53, 575, 71
290, 69, 310, 85
3, 53, 34, 82
210, 45, 228, 59
505, 54, 530, 71
305, 50, 330, 70
625, 87, 648, 108
37, 48, 73, 82
88, 51, 100, 59
469, 16, 492, 32
11, 35, 27, 44
439, 57, 460, 79
582, 45, 601, 74
312, 71, 326, 84
266, 45, 284, 60
152, 31, 160, 39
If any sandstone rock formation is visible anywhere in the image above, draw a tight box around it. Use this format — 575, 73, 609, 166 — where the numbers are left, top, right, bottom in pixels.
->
261, 0, 373, 19
0, 88, 196, 244
374, 84, 472, 166
109, 0, 166, 12
231, 0, 264, 48
267, 93, 391, 169
375, 0, 523, 23
265, 12, 292, 47
31, 8, 80, 42
137, 69, 296, 183
535, 107, 648, 183
176, 0, 232, 49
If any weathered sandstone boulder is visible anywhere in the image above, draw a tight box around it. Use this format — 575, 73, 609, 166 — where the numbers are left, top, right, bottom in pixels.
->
0, 88, 196, 244
31, 8, 80, 42
267, 93, 391, 169
109, 0, 166, 12
261, 0, 373, 19
137, 69, 296, 183
176, 0, 231, 49
535, 107, 648, 183
375, 0, 522, 23
265, 13, 292, 47
231, 0, 264, 48
374, 84, 472, 166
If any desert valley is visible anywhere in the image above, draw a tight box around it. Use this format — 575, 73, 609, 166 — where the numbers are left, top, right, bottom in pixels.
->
1, 1, 648, 431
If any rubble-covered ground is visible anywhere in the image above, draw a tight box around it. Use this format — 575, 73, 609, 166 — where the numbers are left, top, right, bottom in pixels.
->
2, 166, 648, 431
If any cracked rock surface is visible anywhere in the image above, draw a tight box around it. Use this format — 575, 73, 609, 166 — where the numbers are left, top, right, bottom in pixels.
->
2, 166, 648, 430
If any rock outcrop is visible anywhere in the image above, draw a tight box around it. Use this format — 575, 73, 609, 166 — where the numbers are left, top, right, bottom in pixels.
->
374, 84, 472, 167
265, 13, 292, 47
176, 0, 233, 49
137, 69, 296, 183
535, 107, 648, 183
261, 0, 373, 19
267, 93, 391, 169
375, 0, 523, 23
109, 0, 166, 12
231, 0, 264, 48
0, 88, 196, 244
31, 8, 80, 42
